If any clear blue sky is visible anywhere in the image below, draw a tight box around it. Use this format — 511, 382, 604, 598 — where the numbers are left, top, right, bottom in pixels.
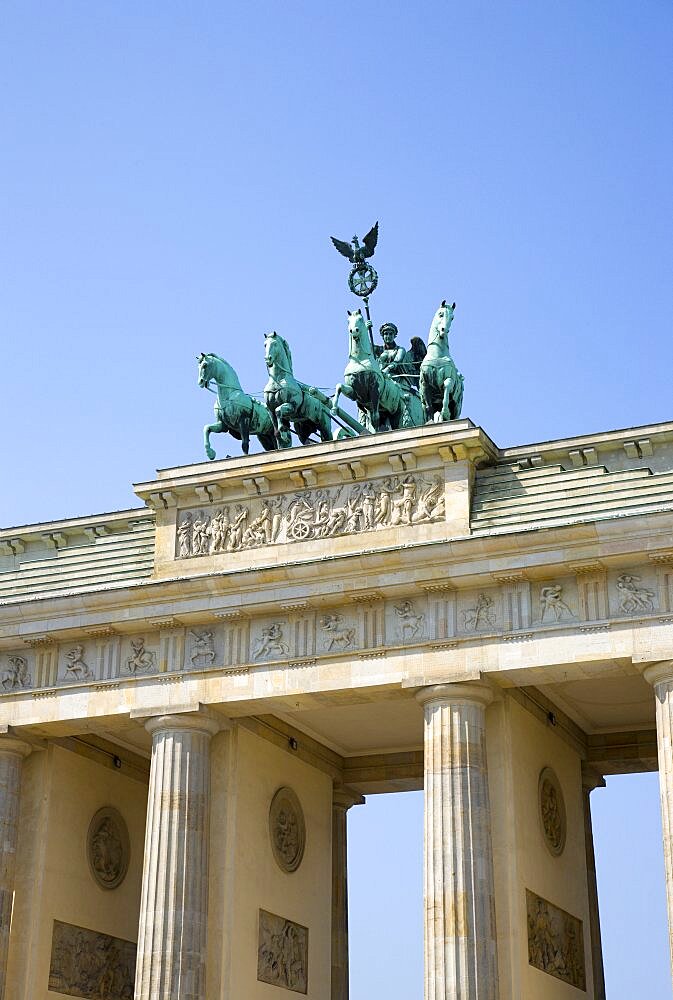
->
1, 1, 671, 994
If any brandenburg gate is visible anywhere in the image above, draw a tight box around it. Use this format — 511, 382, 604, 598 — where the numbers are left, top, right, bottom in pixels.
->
1, 229, 672, 997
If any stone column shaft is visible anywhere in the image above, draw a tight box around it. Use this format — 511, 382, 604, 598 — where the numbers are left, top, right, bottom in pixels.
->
417, 683, 498, 1000
0, 737, 31, 1000
134, 712, 219, 1000
644, 663, 673, 979
331, 787, 363, 1000
582, 766, 606, 1000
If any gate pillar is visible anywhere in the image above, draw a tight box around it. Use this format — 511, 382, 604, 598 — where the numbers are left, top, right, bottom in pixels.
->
0, 736, 31, 1000
134, 711, 220, 1000
416, 682, 499, 1000
643, 660, 673, 980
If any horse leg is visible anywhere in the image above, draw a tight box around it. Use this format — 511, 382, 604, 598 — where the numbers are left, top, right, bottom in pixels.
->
204, 420, 224, 461
239, 413, 251, 455
276, 403, 294, 448
420, 373, 434, 423
441, 378, 453, 422
332, 382, 356, 412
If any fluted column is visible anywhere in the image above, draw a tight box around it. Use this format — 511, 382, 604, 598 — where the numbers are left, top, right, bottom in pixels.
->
643, 661, 673, 979
331, 786, 363, 1000
416, 683, 498, 1000
0, 736, 31, 1000
134, 712, 220, 1000
581, 764, 606, 1000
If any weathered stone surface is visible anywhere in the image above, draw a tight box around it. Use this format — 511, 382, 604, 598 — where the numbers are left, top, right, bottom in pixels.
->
526, 890, 586, 990
48, 920, 136, 999
257, 909, 308, 994
417, 682, 499, 1000
0, 737, 31, 1000
134, 712, 220, 1000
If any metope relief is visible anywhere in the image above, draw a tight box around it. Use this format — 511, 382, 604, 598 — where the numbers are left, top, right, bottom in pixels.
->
189, 629, 216, 667
616, 573, 656, 615
253, 623, 289, 660
319, 614, 355, 651
1, 655, 31, 691
394, 601, 425, 641
539, 585, 574, 623
87, 807, 130, 890
526, 891, 586, 990
257, 909, 308, 994
269, 786, 306, 873
462, 593, 497, 632
125, 638, 156, 674
48, 920, 136, 999
538, 767, 566, 857
63, 645, 93, 682
175, 473, 445, 558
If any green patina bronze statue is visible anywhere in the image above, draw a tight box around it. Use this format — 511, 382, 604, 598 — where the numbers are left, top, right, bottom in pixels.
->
198, 353, 276, 459
196, 224, 464, 459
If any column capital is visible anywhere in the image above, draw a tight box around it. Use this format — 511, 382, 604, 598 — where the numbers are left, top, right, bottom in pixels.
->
416, 679, 495, 710
581, 763, 606, 793
333, 785, 365, 811
144, 708, 222, 738
640, 660, 673, 688
0, 735, 33, 760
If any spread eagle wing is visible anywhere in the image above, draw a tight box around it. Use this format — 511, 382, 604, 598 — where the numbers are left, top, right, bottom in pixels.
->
362, 221, 379, 258
408, 337, 427, 364
330, 236, 355, 262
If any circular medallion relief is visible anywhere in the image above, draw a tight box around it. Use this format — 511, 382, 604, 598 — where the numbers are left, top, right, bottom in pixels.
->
538, 767, 566, 857
87, 807, 130, 890
269, 786, 306, 873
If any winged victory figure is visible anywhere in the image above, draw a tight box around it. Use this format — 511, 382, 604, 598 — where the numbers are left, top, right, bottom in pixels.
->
330, 222, 379, 265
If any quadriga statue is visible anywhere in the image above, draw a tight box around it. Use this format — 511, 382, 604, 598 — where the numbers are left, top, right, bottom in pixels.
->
197, 353, 277, 459
419, 301, 464, 422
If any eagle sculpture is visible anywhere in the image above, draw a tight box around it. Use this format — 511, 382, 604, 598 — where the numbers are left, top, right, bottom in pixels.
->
330, 222, 379, 265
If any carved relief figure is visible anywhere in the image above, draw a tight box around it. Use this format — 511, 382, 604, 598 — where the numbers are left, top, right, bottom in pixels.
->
539, 768, 566, 856
2, 655, 31, 690
190, 629, 216, 666
462, 593, 496, 631
87, 809, 129, 890
319, 614, 355, 651
540, 585, 574, 622
176, 473, 446, 559
616, 573, 655, 614
177, 512, 192, 558
192, 512, 211, 556
125, 639, 155, 674
49, 920, 136, 1000
269, 786, 306, 873
394, 601, 425, 640
257, 910, 308, 995
526, 891, 586, 990
253, 623, 289, 660
64, 645, 93, 681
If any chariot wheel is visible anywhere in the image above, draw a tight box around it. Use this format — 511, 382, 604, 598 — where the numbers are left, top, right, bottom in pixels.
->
348, 264, 378, 298
290, 521, 313, 541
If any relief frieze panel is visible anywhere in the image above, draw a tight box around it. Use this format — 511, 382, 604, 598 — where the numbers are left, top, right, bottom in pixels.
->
48, 919, 136, 999
526, 890, 586, 991
175, 472, 446, 559
257, 909, 308, 994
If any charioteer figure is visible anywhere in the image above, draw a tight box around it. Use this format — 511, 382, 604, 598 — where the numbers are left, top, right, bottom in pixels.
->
374, 322, 427, 392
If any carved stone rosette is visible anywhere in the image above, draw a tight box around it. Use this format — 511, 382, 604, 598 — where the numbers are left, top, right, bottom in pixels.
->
87, 806, 130, 890
269, 786, 306, 874
538, 767, 566, 857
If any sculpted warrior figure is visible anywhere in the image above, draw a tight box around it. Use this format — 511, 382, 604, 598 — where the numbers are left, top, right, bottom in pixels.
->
253, 623, 289, 660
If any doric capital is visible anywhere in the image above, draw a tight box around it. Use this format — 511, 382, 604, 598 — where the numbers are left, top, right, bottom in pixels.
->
333, 785, 365, 812
0, 735, 33, 759
581, 763, 606, 793
416, 680, 495, 710
143, 709, 222, 739
640, 660, 673, 688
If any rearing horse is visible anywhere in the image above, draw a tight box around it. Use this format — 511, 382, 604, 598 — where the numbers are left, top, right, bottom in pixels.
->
419, 301, 464, 422
332, 310, 424, 432
198, 353, 276, 459
264, 332, 334, 448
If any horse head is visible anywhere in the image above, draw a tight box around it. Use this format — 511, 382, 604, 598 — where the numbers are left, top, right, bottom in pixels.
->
428, 300, 456, 346
197, 352, 214, 388
347, 309, 374, 360
264, 331, 293, 375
